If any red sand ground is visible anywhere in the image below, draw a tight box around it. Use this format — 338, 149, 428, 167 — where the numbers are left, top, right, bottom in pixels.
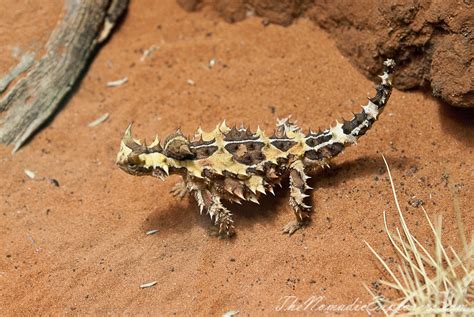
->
0, 0, 472, 315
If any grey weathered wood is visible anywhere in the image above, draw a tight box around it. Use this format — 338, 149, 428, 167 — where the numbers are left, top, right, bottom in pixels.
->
0, 52, 36, 93
0, 0, 128, 152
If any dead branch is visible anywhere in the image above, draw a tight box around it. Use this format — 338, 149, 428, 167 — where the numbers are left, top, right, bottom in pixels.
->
0, 0, 128, 152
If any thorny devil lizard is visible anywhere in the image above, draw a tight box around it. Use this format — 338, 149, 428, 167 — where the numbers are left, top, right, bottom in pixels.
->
116, 59, 395, 237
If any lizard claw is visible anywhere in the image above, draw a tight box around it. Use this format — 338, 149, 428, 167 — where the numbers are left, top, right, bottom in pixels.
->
170, 181, 188, 198
282, 219, 309, 235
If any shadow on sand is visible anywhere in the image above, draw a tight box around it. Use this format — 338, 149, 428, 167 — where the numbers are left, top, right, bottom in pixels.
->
143, 154, 413, 238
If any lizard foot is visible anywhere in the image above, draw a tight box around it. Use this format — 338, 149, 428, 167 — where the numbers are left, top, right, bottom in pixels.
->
282, 219, 309, 235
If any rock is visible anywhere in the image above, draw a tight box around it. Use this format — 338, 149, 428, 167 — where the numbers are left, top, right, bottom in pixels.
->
176, 0, 203, 12
307, 0, 473, 108
249, 0, 312, 26
213, 0, 247, 23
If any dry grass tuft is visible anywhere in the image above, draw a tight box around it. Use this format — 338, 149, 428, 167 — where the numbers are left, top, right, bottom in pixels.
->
365, 156, 473, 316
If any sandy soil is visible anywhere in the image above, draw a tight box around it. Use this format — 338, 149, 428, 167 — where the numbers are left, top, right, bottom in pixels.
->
0, 0, 472, 315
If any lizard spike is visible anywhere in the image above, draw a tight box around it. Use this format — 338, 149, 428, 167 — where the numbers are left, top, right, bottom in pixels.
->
122, 123, 146, 151
234, 190, 245, 200
149, 135, 160, 148
219, 120, 230, 133
249, 196, 259, 204
123, 123, 133, 141
122, 124, 137, 143
249, 185, 257, 194
223, 185, 233, 194
268, 187, 275, 195
378, 73, 390, 85
363, 102, 379, 119
162, 164, 169, 175
256, 184, 266, 194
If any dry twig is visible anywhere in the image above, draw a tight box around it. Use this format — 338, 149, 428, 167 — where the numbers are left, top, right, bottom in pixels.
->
0, 0, 128, 152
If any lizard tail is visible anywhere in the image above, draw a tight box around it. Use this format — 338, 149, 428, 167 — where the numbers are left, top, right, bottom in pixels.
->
304, 59, 396, 163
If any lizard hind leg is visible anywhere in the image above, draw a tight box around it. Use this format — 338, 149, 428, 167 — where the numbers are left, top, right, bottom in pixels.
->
283, 161, 312, 235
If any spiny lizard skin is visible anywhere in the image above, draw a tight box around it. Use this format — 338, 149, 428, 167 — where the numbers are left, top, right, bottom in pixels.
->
116, 59, 395, 237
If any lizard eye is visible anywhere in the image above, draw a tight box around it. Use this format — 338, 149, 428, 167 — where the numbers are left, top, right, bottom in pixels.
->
127, 153, 141, 168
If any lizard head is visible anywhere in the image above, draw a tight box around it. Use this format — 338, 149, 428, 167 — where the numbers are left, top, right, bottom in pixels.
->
116, 124, 195, 180
116, 123, 169, 179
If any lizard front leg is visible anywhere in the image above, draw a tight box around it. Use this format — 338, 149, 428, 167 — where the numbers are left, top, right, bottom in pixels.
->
283, 160, 312, 235
209, 195, 235, 237
170, 179, 188, 198
192, 189, 235, 237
